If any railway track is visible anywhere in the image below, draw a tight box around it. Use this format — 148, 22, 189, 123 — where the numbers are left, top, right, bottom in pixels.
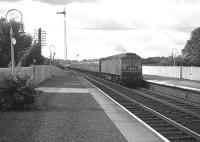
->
137, 88, 200, 118
75, 71, 200, 142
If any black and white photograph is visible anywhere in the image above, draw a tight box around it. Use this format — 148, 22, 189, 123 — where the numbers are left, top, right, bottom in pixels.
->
0, 0, 200, 141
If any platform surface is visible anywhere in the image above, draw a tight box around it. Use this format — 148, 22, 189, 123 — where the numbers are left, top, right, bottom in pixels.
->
143, 75, 200, 92
35, 73, 166, 142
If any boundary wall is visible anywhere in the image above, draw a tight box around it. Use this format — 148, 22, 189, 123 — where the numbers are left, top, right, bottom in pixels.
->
0, 65, 68, 87
143, 66, 200, 81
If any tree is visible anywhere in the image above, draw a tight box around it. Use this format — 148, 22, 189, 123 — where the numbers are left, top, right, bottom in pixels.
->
142, 56, 174, 66
182, 27, 200, 66
20, 42, 45, 67
0, 18, 32, 68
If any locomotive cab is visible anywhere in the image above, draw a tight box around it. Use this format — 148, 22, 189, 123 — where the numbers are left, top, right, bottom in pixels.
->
121, 53, 142, 87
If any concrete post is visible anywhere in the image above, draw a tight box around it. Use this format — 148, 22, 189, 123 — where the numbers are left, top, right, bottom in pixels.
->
180, 66, 182, 79
32, 65, 35, 86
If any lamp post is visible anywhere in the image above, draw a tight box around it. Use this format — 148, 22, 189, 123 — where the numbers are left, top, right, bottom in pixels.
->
56, 8, 67, 60
76, 54, 80, 61
49, 46, 52, 78
180, 52, 184, 79
53, 52, 56, 66
49, 45, 55, 78
6, 9, 24, 71
33, 59, 36, 85
172, 48, 177, 66
49, 45, 55, 64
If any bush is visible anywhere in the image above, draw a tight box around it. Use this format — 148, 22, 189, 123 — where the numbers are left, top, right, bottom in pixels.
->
0, 72, 35, 111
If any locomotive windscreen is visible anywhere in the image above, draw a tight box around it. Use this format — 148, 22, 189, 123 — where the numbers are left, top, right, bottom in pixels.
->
122, 58, 141, 66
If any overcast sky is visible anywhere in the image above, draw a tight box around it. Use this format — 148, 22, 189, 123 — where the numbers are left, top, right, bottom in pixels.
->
1, 0, 200, 60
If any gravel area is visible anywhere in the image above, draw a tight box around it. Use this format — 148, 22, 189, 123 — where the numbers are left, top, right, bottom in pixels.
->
34, 93, 127, 142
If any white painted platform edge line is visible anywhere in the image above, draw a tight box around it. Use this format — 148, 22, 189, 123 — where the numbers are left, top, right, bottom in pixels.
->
81, 77, 170, 142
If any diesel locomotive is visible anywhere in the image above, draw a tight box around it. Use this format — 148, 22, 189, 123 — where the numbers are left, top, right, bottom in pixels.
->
70, 52, 142, 87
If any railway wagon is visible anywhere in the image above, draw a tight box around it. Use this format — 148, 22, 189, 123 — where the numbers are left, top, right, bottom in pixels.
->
70, 60, 99, 76
100, 53, 142, 86
84, 60, 99, 76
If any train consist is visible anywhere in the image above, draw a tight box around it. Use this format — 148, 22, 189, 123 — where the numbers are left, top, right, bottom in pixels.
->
70, 53, 142, 87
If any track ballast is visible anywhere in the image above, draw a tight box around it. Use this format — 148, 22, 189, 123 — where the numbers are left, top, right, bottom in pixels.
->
75, 71, 200, 142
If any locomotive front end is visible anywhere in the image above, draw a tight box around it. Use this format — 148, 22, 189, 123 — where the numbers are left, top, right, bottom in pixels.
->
121, 54, 142, 87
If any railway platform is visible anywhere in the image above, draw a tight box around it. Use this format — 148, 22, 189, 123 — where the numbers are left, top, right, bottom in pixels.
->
35, 72, 167, 142
143, 75, 200, 104
143, 75, 200, 92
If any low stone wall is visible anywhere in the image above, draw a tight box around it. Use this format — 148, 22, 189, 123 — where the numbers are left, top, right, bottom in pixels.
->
0, 68, 12, 87
32, 65, 51, 86
0, 65, 68, 87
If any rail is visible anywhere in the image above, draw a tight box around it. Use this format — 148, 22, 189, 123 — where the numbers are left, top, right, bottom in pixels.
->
74, 70, 200, 141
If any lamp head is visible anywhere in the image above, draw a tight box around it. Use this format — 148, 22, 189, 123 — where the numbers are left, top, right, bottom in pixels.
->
33, 59, 36, 64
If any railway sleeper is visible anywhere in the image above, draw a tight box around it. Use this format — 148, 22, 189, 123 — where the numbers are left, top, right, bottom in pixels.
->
180, 122, 200, 128
134, 114, 156, 118
173, 116, 197, 122
190, 119, 200, 122
155, 127, 179, 131
176, 116, 199, 121
132, 112, 156, 115
169, 110, 189, 115
149, 123, 173, 127
110, 97, 126, 102
160, 130, 187, 135
113, 96, 127, 103
135, 114, 159, 117
188, 107, 200, 111
126, 108, 143, 111
123, 106, 139, 109
122, 103, 137, 106
145, 121, 167, 125
176, 104, 192, 107
163, 133, 194, 140
113, 98, 129, 102
141, 118, 163, 122
135, 113, 157, 116
118, 101, 133, 104
144, 120, 165, 124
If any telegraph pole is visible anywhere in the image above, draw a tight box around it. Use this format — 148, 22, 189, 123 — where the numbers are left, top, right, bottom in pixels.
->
57, 8, 67, 60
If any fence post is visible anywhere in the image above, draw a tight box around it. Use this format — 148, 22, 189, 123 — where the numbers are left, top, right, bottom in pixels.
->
32, 65, 35, 86
180, 66, 182, 79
